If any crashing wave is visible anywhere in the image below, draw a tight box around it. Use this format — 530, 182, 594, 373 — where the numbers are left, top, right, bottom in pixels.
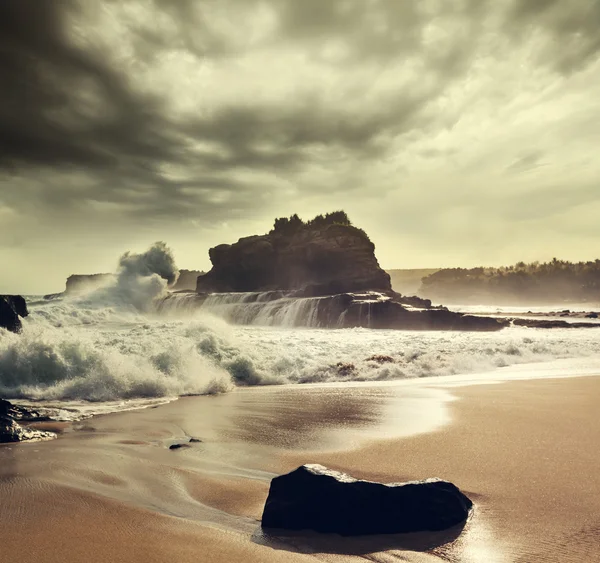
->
2, 243, 600, 404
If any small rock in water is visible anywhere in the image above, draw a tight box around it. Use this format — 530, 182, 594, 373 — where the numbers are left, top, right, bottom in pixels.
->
366, 354, 394, 364
261, 464, 473, 536
335, 362, 356, 376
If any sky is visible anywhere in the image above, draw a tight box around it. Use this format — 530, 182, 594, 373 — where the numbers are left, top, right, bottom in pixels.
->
1, 0, 600, 293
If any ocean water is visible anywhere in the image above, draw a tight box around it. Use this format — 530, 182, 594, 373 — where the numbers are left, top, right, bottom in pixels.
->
2, 273, 600, 416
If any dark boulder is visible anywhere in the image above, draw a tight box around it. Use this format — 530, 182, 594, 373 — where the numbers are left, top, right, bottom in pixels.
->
0, 295, 29, 333
0, 399, 56, 443
261, 464, 473, 535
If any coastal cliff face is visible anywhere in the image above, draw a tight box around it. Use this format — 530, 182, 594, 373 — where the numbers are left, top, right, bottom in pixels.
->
0, 295, 28, 333
197, 223, 391, 295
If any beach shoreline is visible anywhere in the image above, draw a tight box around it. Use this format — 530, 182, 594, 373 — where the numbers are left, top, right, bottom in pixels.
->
2, 373, 599, 562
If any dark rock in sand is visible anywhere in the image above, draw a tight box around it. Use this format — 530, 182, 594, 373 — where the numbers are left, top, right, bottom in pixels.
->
261, 464, 473, 535
0, 295, 29, 333
586, 312, 598, 319
196, 222, 391, 295
0, 399, 56, 443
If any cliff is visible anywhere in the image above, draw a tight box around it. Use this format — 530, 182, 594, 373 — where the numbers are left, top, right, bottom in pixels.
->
197, 220, 391, 295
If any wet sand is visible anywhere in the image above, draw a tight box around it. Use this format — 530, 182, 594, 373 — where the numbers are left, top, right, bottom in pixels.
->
1, 375, 599, 562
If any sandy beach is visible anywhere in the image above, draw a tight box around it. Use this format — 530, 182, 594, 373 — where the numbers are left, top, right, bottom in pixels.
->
1, 374, 599, 563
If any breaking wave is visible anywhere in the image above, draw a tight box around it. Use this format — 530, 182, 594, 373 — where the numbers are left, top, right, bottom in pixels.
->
2, 297, 600, 402
2, 241, 599, 404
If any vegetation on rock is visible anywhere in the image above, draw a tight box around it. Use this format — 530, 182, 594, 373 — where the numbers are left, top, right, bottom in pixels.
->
269, 211, 371, 241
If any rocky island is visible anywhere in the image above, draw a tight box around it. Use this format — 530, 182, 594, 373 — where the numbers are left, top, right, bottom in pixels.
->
197, 212, 391, 295
164, 212, 508, 331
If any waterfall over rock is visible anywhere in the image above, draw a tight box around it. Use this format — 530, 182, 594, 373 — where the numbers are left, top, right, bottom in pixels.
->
157, 291, 508, 331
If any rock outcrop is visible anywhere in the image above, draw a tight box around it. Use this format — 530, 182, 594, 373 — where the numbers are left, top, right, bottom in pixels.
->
261, 464, 473, 535
0, 295, 28, 333
65, 273, 114, 293
332, 292, 504, 331
63, 268, 202, 295
197, 222, 391, 295
160, 290, 507, 331
0, 399, 56, 443
512, 318, 600, 329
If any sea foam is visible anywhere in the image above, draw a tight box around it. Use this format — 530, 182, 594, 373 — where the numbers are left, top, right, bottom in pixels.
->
2, 293, 600, 403
2, 242, 600, 404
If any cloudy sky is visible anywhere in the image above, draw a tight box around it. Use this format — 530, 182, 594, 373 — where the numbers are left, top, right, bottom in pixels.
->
1, 0, 600, 293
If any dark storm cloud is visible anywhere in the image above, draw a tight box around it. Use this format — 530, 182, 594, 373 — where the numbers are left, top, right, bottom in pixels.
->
506, 0, 600, 73
0, 1, 181, 169
1, 0, 599, 227
0, 0, 468, 221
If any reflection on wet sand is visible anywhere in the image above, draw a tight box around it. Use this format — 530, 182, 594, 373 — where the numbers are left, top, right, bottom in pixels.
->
0, 382, 457, 563
257, 520, 468, 556
6, 377, 595, 562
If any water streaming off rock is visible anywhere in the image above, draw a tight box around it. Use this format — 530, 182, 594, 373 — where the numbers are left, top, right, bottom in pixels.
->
158, 291, 384, 328
2, 292, 600, 407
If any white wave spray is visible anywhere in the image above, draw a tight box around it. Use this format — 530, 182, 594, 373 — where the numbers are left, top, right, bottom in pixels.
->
2, 241, 600, 405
